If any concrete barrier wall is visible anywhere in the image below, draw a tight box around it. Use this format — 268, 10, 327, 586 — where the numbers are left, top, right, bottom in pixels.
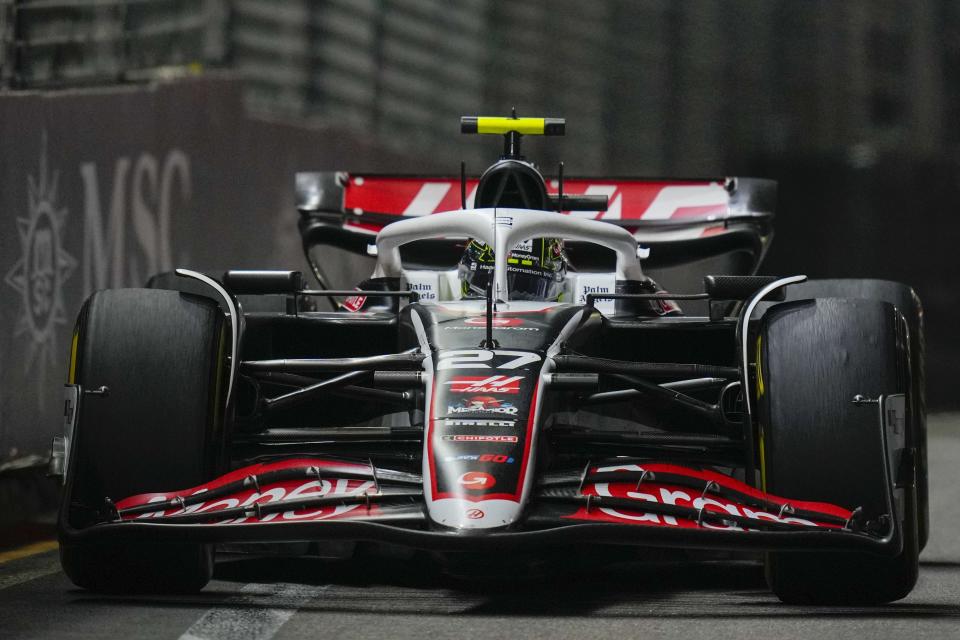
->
1, 74, 955, 481
0, 75, 436, 473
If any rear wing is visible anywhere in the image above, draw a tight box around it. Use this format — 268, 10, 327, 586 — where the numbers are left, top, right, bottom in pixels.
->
296, 174, 776, 271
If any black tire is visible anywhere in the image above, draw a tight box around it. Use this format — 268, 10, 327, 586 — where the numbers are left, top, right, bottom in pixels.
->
783, 279, 928, 549
59, 289, 227, 593
146, 270, 295, 312
759, 298, 918, 605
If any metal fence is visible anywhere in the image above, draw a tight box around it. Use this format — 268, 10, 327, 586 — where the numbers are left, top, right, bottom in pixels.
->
232, 0, 492, 163
0, 0, 226, 88
3, 1, 946, 174
0, 0, 618, 166
227, 0, 621, 167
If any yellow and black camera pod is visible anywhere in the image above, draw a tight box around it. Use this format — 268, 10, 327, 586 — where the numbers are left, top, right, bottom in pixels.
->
457, 114, 604, 212
460, 116, 566, 136
460, 115, 565, 162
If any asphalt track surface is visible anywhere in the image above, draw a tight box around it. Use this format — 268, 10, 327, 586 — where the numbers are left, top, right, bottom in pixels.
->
2, 415, 959, 640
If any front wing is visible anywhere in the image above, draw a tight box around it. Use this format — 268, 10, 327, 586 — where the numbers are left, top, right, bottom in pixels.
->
60, 456, 901, 556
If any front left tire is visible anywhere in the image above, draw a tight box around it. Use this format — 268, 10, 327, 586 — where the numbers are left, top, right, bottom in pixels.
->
59, 288, 228, 593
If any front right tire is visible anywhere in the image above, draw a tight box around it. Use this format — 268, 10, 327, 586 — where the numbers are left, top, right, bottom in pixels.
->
783, 278, 927, 549
759, 297, 919, 605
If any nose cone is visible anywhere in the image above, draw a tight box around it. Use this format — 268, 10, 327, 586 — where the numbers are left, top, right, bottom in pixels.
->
424, 346, 546, 531
428, 498, 524, 530
413, 304, 589, 532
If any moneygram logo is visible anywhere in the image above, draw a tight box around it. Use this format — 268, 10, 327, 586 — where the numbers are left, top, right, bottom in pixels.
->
448, 395, 518, 415
4, 133, 77, 375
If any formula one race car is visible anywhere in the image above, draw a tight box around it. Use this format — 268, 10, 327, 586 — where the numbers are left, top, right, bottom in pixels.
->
52, 115, 926, 605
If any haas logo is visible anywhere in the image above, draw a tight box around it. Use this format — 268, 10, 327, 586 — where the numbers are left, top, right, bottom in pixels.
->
446, 375, 522, 394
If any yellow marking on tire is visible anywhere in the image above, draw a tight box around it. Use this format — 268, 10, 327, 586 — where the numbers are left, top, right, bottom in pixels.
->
211, 322, 228, 431
756, 334, 767, 492
68, 329, 79, 384
755, 334, 764, 397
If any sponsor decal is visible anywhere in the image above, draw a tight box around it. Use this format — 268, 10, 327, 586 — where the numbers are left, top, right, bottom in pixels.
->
464, 316, 522, 327
445, 375, 522, 394
444, 325, 540, 332
573, 274, 616, 314
80, 147, 190, 298
405, 275, 437, 301
344, 178, 732, 221
447, 316, 539, 332
4, 136, 191, 393
443, 454, 516, 464
408, 284, 436, 300
513, 238, 533, 252
579, 285, 611, 301
567, 464, 835, 530
442, 418, 516, 427
437, 349, 541, 370
466, 508, 485, 519
127, 477, 377, 524
458, 471, 496, 490
447, 395, 518, 415
4, 134, 78, 378
654, 293, 680, 316
342, 294, 366, 312
581, 484, 820, 530
441, 435, 519, 443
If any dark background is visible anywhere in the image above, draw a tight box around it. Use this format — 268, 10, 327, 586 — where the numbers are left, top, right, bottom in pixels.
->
0, 1, 956, 526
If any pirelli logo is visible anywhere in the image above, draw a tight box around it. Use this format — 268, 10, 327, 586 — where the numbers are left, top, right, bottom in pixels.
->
441, 418, 515, 427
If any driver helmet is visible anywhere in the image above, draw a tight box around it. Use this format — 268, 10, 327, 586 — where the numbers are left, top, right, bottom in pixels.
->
458, 236, 567, 301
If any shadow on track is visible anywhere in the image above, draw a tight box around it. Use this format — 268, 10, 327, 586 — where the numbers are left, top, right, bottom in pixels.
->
68, 551, 960, 621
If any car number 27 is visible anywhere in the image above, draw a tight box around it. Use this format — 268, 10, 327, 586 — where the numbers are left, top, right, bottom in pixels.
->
437, 350, 542, 370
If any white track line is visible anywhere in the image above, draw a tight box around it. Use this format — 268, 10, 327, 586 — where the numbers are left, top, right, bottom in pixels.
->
179, 582, 322, 640
0, 554, 61, 591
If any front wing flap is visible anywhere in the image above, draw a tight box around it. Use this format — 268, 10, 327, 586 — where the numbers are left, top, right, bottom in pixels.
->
61, 445, 900, 556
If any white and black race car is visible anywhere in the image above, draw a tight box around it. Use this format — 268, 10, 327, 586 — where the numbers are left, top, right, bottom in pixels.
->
52, 116, 926, 605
